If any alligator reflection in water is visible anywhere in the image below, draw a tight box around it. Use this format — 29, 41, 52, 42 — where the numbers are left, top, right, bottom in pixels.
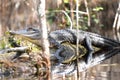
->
52, 47, 120, 75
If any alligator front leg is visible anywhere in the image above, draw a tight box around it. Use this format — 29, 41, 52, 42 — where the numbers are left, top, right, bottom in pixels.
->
84, 36, 94, 64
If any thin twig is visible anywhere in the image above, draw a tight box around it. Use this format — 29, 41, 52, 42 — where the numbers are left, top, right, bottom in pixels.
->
84, 0, 91, 27
46, 10, 88, 15
116, 4, 120, 41
70, 0, 74, 27
76, 0, 80, 80
46, 10, 73, 29
112, 1, 120, 41
61, 10, 73, 29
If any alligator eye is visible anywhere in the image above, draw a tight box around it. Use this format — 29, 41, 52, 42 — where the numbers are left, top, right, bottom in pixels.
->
27, 28, 35, 31
27, 27, 40, 33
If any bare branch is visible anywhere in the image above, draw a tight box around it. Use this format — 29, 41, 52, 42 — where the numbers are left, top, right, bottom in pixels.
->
0, 46, 29, 54
84, 0, 91, 26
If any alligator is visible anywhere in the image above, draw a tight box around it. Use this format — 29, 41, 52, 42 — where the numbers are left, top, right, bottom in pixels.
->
9, 28, 120, 63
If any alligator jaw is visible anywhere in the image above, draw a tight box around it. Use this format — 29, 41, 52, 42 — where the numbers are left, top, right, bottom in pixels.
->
9, 28, 42, 47
9, 28, 41, 40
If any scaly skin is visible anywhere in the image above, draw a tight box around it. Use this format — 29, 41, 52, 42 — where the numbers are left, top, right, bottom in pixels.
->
49, 29, 120, 48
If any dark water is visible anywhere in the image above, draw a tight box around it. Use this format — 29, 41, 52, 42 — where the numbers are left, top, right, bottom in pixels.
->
0, 72, 39, 80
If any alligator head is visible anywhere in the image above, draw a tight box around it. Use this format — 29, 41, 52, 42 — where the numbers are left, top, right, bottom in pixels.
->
9, 28, 42, 47
9, 28, 59, 61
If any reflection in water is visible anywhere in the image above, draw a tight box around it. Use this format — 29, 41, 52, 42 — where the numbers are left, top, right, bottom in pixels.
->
0, 30, 120, 80
0, 72, 39, 80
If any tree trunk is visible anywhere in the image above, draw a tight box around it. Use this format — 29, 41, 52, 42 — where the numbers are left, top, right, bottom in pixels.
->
37, 0, 51, 80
